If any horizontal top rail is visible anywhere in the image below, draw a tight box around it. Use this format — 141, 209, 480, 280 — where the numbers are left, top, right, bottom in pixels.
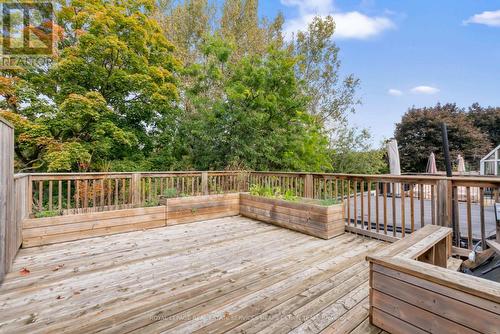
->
20, 171, 500, 182
25, 171, 245, 176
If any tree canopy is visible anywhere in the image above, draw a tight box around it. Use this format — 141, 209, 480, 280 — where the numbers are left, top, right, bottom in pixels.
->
395, 103, 496, 172
1, 0, 383, 173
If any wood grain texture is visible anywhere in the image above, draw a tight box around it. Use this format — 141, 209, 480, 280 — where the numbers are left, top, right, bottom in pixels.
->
22, 207, 166, 247
367, 225, 500, 334
240, 194, 344, 240
164, 193, 240, 226
0, 119, 16, 284
0, 216, 384, 333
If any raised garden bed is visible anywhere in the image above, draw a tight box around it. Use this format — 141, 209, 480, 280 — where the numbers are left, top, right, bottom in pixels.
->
160, 193, 240, 226
239, 193, 344, 239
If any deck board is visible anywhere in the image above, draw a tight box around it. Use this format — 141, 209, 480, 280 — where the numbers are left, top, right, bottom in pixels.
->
0, 216, 384, 333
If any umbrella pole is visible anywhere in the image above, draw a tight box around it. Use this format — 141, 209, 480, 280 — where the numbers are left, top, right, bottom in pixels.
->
441, 123, 459, 246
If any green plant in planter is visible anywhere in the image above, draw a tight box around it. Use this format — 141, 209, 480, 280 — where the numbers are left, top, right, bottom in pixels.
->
163, 188, 178, 198
34, 210, 62, 218
283, 189, 298, 202
319, 198, 340, 206
250, 184, 298, 202
144, 199, 160, 207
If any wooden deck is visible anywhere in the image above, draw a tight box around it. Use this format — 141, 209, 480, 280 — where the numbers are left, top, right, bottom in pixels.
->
0, 216, 386, 333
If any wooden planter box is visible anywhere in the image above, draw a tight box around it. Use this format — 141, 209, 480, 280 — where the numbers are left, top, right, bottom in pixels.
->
160, 193, 240, 226
239, 193, 344, 239
367, 226, 500, 334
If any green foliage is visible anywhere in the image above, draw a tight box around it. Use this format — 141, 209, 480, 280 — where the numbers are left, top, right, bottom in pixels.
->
468, 103, 500, 148
330, 128, 388, 175
395, 103, 492, 172
176, 41, 332, 171
318, 198, 340, 206
249, 184, 338, 206
2, 0, 373, 174
143, 199, 160, 207
1, 0, 179, 172
163, 188, 178, 198
250, 184, 298, 202
34, 210, 62, 218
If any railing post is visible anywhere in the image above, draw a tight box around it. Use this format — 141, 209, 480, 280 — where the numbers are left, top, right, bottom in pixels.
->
304, 174, 313, 198
436, 179, 451, 227
27, 175, 32, 216
131, 173, 142, 206
201, 172, 208, 195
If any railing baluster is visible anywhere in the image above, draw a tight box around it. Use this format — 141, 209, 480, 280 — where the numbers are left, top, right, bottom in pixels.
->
401, 183, 405, 237
107, 179, 112, 207
410, 184, 415, 233
375, 182, 379, 233
367, 181, 372, 231
38, 180, 43, 212
114, 179, 119, 207
354, 180, 358, 228
92, 180, 96, 208
122, 179, 126, 207
76, 180, 80, 210
392, 182, 396, 237
383, 183, 388, 235
431, 184, 436, 225
67, 180, 71, 210
466, 187, 472, 249
58, 180, 62, 211
419, 184, 424, 228
347, 180, 351, 226
83, 180, 88, 209
360, 180, 364, 229
100, 179, 105, 208
479, 187, 485, 249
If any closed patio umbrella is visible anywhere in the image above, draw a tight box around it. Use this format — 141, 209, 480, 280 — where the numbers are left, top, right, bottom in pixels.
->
457, 154, 466, 174
426, 153, 437, 174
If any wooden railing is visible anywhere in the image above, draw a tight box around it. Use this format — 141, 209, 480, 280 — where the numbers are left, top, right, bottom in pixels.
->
367, 225, 500, 334
19, 170, 500, 252
26, 171, 249, 216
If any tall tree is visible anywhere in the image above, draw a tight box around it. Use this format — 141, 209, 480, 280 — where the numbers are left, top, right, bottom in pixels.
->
1, 0, 180, 171
291, 16, 360, 127
172, 37, 331, 171
395, 103, 492, 172
468, 103, 500, 147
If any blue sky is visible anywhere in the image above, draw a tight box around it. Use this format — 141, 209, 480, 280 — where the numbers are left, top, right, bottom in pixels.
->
258, 1, 500, 146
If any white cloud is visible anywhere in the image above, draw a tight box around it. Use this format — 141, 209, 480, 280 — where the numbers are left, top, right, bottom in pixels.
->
332, 12, 394, 39
281, 0, 333, 15
388, 89, 403, 96
411, 86, 440, 95
282, 0, 395, 40
464, 10, 500, 27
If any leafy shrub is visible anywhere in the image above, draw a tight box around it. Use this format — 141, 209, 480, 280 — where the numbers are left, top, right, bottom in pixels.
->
34, 210, 62, 218
318, 198, 340, 206
163, 188, 178, 198
250, 185, 298, 202
143, 199, 159, 207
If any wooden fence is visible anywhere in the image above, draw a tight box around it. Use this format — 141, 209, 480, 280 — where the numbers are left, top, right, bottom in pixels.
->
0, 118, 16, 283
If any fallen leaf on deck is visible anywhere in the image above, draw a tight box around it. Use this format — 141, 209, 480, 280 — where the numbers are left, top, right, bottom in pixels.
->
52, 264, 65, 271
20, 268, 30, 276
